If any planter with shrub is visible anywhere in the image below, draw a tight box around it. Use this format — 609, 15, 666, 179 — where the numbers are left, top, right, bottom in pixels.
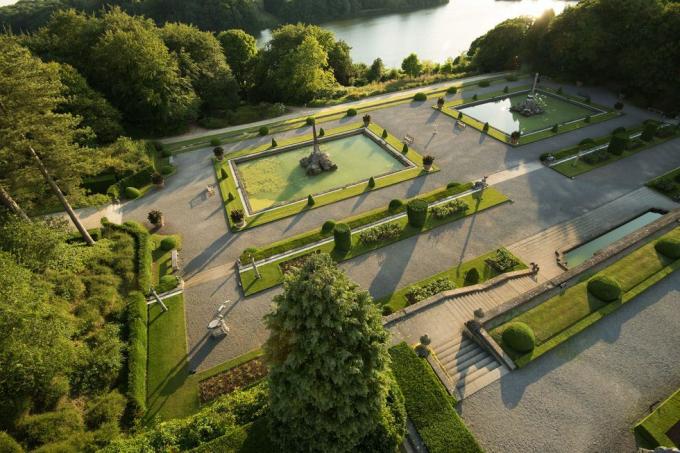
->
502, 322, 535, 352
151, 172, 164, 187
510, 131, 520, 143
437, 97, 445, 109
319, 128, 325, 137
230, 209, 245, 228
406, 199, 428, 228
422, 155, 435, 171
362, 114, 371, 126
147, 210, 164, 228
213, 146, 224, 160
482, 122, 489, 132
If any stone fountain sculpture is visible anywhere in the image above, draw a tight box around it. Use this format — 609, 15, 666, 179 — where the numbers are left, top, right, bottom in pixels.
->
510, 73, 545, 117
299, 123, 337, 175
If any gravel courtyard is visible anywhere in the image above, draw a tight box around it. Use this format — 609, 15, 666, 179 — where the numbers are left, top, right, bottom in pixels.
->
459, 272, 680, 453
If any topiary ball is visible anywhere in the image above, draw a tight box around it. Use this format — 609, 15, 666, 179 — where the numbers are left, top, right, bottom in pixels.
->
655, 238, 680, 259
502, 322, 536, 353
587, 275, 621, 302
413, 92, 427, 101
388, 199, 404, 212
160, 236, 177, 251
259, 126, 269, 136
321, 220, 336, 234
124, 187, 141, 200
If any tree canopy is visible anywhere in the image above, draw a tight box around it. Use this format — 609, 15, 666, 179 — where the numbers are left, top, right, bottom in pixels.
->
265, 253, 402, 452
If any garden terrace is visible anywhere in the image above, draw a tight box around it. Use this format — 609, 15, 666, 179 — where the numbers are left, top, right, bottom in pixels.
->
389, 343, 482, 453
647, 166, 680, 201
489, 227, 680, 367
215, 122, 435, 230
439, 85, 617, 145
376, 248, 526, 312
547, 122, 680, 178
238, 185, 509, 296
635, 387, 680, 449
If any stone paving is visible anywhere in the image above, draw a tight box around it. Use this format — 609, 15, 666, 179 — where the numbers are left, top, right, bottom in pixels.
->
121, 78, 680, 371
459, 273, 680, 453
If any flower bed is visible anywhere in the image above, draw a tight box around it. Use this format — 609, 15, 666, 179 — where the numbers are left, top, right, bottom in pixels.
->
198, 358, 268, 404
431, 199, 468, 219
358, 222, 402, 245
405, 277, 455, 305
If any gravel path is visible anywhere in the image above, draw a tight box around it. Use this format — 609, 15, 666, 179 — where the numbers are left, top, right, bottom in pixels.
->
459, 272, 680, 453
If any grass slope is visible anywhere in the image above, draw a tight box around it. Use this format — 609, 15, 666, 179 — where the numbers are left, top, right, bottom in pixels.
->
491, 227, 680, 367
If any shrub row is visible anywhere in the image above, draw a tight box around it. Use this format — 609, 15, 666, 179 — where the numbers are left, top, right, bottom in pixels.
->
126, 291, 148, 419
389, 343, 482, 453
102, 219, 153, 293
431, 199, 468, 219
405, 277, 455, 305
358, 223, 402, 246
106, 166, 154, 200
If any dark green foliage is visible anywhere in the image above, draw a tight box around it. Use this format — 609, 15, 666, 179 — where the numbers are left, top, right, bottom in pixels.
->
402, 143, 409, 154
162, 164, 175, 176
502, 322, 536, 352
355, 378, 407, 453
447, 86, 457, 94
125, 291, 147, 419
85, 391, 126, 430
271, 138, 278, 147
265, 254, 399, 452
306, 117, 315, 126
389, 343, 482, 453
478, 80, 490, 87
587, 275, 622, 302
102, 220, 153, 293
321, 220, 336, 234
382, 129, 388, 139
457, 111, 463, 119
210, 138, 221, 146
579, 138, 596, 149
151, 172, 164, 186
488, 249, 519, 272
655, 238, 680, 259
319, 127, 325, 137
368, 176, 376, 188
431, 199, 468, 219
437, 97, 445, 108
585, 115, 592, 123
614, 101, 624, 110
17, 406, 84, 450
346, 108, 358, 116
413, 92, 427, 101
124, 187, 141, 199
582, 149, 609, 165
213, 146, 225, 159
388, 199, 404, 212
333, 223, 352, 252
468, 17, 532, 71
307, 194, 315, 206
358, 223, 402, 246
71, 324, 124, 395
220, 167, 228, 179
464, 267, 480, 285
406, 199, 428, 228
160, 236, 178, 251
381, 305, 393, 316
230, 209, 245, 225
447, 181, 460, 190
107, 166, 154, 200
641, 121, 659, 142
556, 87, 563, 94
405, 277, 455, 304
608, 133, 629, 155
258, 126, 269, 136
551, 124, 559, 133
158, 275, 179, 293
482, 122, 489, 132
0, 432, 23, 453
503, 85, 509, 93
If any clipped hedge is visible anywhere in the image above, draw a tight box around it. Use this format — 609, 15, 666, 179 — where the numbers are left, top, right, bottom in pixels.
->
321, 220, 336, 235
587, 275, 621, 302
413, 92, 427, 101
0, 432, 23, 453
655, 238, 680, 259
406, 199, 428, 228
608, 133, 629, 155
333, 223, 352, 252
389, 343, 482, 453
126, 291, 148, 419
160, 236, 178, 251
502, 322, 535, 353
103, 220, 152, 293
158, 275, 179, 293
388, 199, 404, 212
107, 166, 154, 200
124, 187, 141, 200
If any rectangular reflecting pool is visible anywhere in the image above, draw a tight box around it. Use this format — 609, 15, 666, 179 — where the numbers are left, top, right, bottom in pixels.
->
235, 132, 408, 212
456, 90, 602, 135
564, 211, 663, 268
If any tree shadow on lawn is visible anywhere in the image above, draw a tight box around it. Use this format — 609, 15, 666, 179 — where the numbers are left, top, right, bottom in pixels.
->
488, 281, 676, 410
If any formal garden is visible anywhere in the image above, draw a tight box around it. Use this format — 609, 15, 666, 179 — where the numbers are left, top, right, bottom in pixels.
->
635, 387, 680, 449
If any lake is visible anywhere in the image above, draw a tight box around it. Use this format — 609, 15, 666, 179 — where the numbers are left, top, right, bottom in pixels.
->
258, 0, 577, 66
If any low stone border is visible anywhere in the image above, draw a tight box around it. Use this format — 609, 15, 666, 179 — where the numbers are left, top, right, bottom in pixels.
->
426, 350, 457, 397
382, 268, 535, 327
481, 208, 680, 331
465, 320, 517, 371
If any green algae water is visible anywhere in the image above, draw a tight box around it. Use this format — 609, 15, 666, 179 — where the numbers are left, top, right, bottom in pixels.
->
564, 211, 663, 268
457, 92, 598, 135
236, 134, 406, 212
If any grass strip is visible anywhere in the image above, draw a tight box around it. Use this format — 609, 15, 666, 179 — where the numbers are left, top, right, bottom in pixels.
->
389, 343, 482, 453
215, 122, 436, 231
239, 182, 474, 263
240, 187, 509, 296
635, 388, 680, 449
440, 86, 616, 145
376, 248, 526, 312
647, 166, 680, 201
490, 227, 680, 367
164, 72, 522, 153
550, 127, 680, 178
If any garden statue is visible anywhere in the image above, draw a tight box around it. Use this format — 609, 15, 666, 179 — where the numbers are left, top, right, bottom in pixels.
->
510, 73, 545, 117
299, 122, 337, 176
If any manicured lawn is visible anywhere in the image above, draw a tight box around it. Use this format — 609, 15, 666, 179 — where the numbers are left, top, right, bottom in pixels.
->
550, 127, 680, 178
635, 388, 680, 448
216, 122, 435, 231
240, 187, 510, 296
440, 86, 616, 145
389, 343, 482, 453
490, 227, 680, 367
376, 248, 526, 312
647, 166, 680, 201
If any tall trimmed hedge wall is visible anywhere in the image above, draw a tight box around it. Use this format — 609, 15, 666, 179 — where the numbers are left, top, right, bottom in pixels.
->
126, 291, 148, 418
